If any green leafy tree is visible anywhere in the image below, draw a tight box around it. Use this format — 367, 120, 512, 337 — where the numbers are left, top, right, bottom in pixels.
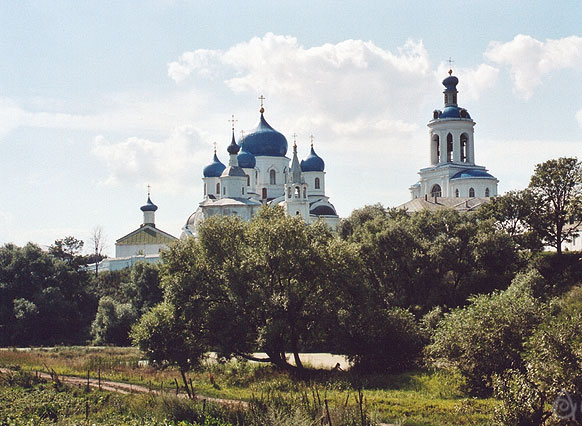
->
477, 190, 542, 252
426, 270, 546, 395
493, 286, 582, 424
0, 242, 94, 346
91, 296, 138, 345
528, 157, 582, 255
131, 302, 203, 398
48, 236, 86, 267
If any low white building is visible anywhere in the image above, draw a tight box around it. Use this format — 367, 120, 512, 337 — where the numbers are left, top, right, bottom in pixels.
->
95, 194, 178, 273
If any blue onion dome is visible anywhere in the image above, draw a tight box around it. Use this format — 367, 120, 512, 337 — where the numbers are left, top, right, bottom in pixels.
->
240, 113, 288, 157
203, 152, 226, 177
237, 148, 256, 168
227, 131, 240, 155
140, 196, 158, 212
442, 73, 459, 91
301, 146, 325, 172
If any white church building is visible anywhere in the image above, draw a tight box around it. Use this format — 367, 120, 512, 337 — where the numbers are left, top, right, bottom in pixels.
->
182, 103, 339, 237
399, 70, 498, 212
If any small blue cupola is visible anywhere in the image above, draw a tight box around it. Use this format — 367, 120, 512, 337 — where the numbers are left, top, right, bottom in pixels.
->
140, 195, 158, 212
203, 151, 226, 178
237, 148, 256, 168
300, 144, 325, 172
141, 191, 158, 226
227, 131, 240, 155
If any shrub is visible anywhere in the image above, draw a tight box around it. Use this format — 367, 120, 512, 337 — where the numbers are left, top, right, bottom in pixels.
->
426, 270, 546, 395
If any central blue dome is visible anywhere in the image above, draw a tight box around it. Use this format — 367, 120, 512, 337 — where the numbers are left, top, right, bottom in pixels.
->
301, 146, 325, 172
239, 114, 288, 157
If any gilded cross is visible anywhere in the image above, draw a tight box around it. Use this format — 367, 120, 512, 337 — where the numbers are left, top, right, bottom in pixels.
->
310, 134, 314, 147
213, 141, 217, 153
228, 114, 237, 131
447, 57, 454, 75
147, 184, 151, 196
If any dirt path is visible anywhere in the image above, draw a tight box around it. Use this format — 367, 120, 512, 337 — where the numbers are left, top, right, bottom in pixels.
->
0, 367, 247, 408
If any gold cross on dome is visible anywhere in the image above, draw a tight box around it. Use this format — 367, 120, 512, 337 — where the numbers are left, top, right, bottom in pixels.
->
213, 141, 217, 153
228, 114, 237, 131
291, 132, 298, 143
147, 184, 151, 196
258, 95, 266, 113
310, 134, 314, 147
447, 57, 454, 75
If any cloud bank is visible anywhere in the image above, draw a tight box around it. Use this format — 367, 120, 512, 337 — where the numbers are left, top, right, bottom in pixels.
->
485, 34, 582, 99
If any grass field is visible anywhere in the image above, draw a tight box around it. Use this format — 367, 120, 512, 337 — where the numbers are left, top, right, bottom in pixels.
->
0, 347, 498, 425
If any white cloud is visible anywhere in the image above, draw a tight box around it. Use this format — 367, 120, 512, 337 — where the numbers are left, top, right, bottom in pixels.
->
91, 125, 208, 194
168, 33, 434, 123
485, 34, 582, 99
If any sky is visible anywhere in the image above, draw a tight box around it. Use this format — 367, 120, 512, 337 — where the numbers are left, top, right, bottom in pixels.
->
1, 0, 582, 256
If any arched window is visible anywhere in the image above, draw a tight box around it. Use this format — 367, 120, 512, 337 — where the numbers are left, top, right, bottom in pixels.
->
469, 187, 475, 198
432, 134, 440, 164
447, 133, 453, 162
246, 175, 250, 186
262, 188, 267, 199
431, 184, 442, 198
455, 189, 459, 198
204, 183, 207, 195
460, 133, 468, 162
223, 186, 226, 195
242, 187, 245, 195
315, 177, 320, 189
216, 183, 220, 194
269, 169, 276, 185
295, 186, 300, 198
303, 187, 307, 198
485, 187, 490, 197
288, 187, 292, 198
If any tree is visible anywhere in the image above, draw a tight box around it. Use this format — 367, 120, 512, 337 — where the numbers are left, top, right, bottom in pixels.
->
477, 190, 542, 252
49, 236, 86, 267
0, 242, 95, 346
528, 157, 582, 255
493, 286, 582, 424
91, 296, 138, 345
156, 206, 343, 370
89, 226, 106, 275
131, 302, 203, 398
426, 270, 546, 396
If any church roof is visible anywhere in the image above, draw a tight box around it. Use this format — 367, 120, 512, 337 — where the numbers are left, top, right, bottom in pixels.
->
240, 113, 288, 157
301, 146, 325, 172
451, 169, 495, 179
396, 197, 490, 213
203, 152, 226, 178
116, 224, 177, 245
